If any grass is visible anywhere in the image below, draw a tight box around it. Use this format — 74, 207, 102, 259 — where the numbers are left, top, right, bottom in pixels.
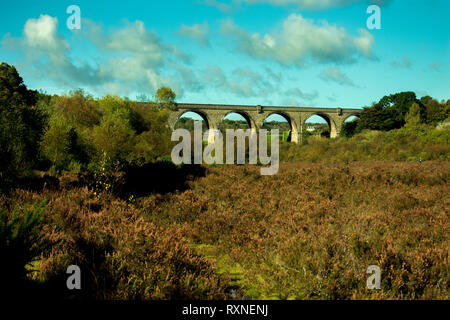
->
140, 161, 449, 299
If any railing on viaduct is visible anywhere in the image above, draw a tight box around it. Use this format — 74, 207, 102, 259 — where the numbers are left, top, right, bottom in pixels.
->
167, 103, 361, 143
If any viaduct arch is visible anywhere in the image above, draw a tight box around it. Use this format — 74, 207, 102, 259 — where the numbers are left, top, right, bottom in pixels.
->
167, 103, 361, 143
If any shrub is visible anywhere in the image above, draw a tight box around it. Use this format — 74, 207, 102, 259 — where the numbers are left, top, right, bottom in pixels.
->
13, 188, 230, 300
0, 201, 46, 294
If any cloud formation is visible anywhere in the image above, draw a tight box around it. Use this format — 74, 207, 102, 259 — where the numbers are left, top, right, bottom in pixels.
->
320, 67, 356, 86
199, 0, 237, 13
390, 56, 412, 69
220, 14, 374, 66
202, 65, 276, 97
202, 0, 390, 11
177, 22, 210, 46
284, 87, 318, 101
2, 14, 289, 100
2, 15, 194, 97
244, 0, 390, 9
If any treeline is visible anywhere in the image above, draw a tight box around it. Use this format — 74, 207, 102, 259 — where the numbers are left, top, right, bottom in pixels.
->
341, 91, 449, 137
0, 62, 175, 192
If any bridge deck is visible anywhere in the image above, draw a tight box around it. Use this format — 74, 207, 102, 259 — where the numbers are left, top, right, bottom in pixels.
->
176, 103, 361, 114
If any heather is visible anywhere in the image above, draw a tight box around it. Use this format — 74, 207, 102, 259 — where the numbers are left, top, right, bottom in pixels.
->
1, 161, 448, 299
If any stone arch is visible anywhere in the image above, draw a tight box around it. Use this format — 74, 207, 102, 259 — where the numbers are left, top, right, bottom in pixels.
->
221, 110, 258, 131
302, 112, 338, 138
168, 109, 215, 131
342, 113, 361, 123
263, 111, 298, 143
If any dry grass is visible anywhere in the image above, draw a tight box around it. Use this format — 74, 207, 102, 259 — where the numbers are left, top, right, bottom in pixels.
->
141, 161, 449, 299
1, 161, 448, 299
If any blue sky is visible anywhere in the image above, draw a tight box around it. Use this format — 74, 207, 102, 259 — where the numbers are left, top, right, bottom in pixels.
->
0, 0, 448, 117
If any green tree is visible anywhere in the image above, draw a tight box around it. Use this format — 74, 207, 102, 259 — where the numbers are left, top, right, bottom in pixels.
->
40, 115, 77, 170
423, 98, 448, 125
404, 102, 421, 126
0, 62, 45, 189
340, 119, 359, 137
156, 87, 176, 110
91, 113, 136, 165
49, 89, 101, 128
356, 91, 424, 132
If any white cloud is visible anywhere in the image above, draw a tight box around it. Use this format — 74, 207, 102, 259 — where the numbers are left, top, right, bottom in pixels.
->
23, 14, 69, 53
2, 14, 309, 100
198, 0, 237, 13
202, 65, 276, 97
2, 15, 193, 97
220, 14, 375, 66
320, 67, 355, 86
245, 0, 391, 9
284, 88, 318, 101
177, 22, 210, 46
201, 0, 391, 11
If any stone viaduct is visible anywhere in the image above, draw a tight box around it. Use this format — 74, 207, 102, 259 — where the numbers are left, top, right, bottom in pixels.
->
167, 103, 361, 143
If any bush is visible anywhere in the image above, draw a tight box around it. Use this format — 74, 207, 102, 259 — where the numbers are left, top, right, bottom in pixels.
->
281, 126, 449, 162
0, 201, 46, 293
17, 188, 230, 299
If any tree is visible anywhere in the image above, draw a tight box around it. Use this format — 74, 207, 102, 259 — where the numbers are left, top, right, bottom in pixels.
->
156, 87, 176, 110
40, 115, 77, 170
340, 119, 359, 137
156, 87, 176, 103
0, 63, 45, 189
423, 98, 448, 125
50, 89, 101, 128
356, 91, 424, 132
404, 102, 421, 126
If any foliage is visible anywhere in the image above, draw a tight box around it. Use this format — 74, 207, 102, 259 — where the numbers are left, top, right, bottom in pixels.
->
283, 125, 449, 162
156, 87, 176, 103
356, 92, 422, 132
138, 162, 449, 299
340, 119, 358, 138
0, 63, 45, 189
405, 102, 421, 126
0, 201, 46, 293
40, 115, 78, 171
38, 90, 173, 175
156, 87, 177, 110
354, 92, 449, 135
48, 89, 101, 128
3, 160, 449, 300
1, 188, 229, 300
421, 96, 449, 125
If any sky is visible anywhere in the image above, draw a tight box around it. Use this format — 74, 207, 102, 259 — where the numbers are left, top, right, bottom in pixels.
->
0, 0, 449, 122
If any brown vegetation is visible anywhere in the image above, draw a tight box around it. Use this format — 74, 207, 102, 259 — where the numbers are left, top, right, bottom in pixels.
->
2, 161, 448, 299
